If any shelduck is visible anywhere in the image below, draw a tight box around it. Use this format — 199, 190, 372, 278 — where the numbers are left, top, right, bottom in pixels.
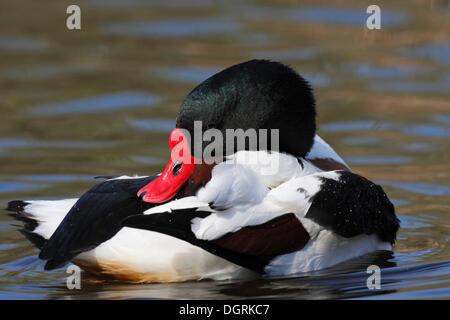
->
7, 60, 399, 283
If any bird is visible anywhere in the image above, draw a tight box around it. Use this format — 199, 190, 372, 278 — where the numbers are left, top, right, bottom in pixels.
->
6, 59, 399, 283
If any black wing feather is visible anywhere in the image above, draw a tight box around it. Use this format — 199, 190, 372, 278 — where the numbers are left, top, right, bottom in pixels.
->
6, 200, 46, 249
38, 176, 157, 269
122, 209, 274, 273
305, 171, 400, 244
122, 210, 309, 274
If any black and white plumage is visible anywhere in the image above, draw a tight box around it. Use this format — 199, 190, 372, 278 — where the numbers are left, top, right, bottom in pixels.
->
5, 136, 384, 281
6, 59, 400, 282
7, 177, 252, 282
122, 150, 399, 276
37, 176, 157, 270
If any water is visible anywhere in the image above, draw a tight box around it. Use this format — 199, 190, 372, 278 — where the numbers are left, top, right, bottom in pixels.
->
0, 0, 449, 300
32, 92, 161, 116
244, 5, 410, 27
102, 19, 242, 38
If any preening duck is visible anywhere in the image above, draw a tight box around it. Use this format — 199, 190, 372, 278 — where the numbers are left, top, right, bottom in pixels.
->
7, 60, 399, 282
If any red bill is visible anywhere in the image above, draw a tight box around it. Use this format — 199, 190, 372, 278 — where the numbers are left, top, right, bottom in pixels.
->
137, 128, 197, 203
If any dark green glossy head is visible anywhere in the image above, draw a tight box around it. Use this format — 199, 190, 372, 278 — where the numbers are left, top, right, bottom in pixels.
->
176, 59, 316, 158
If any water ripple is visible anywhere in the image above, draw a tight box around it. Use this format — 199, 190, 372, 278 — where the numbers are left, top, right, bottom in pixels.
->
379, 181, 450, 196
0, 36, 49, 53
432, 114, 450, 124
389, 199, 411, 208
129, 155, 164, 165
155, 66, 219, 83
321, 121, 393, 132
401, 43, 450, 65
16, 175, 94, 183
32, 92, 161, 116
2, 65, 93, 80
0, 182, 43, 194
345, 155, 411, 165
0, 138, 116, 151
245, 5, 409, 27
370, 81, 450, 94
398, 215, 432, 229
321, 120, 450, 139
253, 48, 318, 61
128, 118, 175, 133
86, 0, 213, 9
401, 124, 450, 138
343, 62, 428, 79
102, 19, 240, 37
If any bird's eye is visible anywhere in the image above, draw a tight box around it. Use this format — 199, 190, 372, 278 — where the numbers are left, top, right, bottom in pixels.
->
172, 161, 182, 176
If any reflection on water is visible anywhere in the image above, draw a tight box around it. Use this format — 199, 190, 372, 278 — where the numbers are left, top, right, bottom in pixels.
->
0, 0, 449, 300
244, 5, 409, 27
398, 215, 432, 229
433, 114, 450, 124
403, 142, 438, 152
2, 65, 94, 80
301, 73, 332, 88
0, 182, 42, 193
344, 155, 411, 165
129, 155, 163, 165
155, 66, 219, 84
16, 256, 447, 300
378, 181, 450, 196
102, 19, 241, 37
370, 80, 450, 94
321, 121, 393, 132
402, 43, 450, 65
14, 175, 95, 183
253, 48, 318, 61
128, 118, 175, 133
32, 92, 161, 116
321, 121, 450, 138
0, 36, 49, 53
0, 138, 116, 151
390, 199, 410, 208
401, 124, 450, 138
342, 136, 384, 146
343, 62, 429, 79
87, 0, 214, 9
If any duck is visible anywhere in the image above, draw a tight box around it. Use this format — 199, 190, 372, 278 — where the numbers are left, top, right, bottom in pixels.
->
7, 59, 400, 283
